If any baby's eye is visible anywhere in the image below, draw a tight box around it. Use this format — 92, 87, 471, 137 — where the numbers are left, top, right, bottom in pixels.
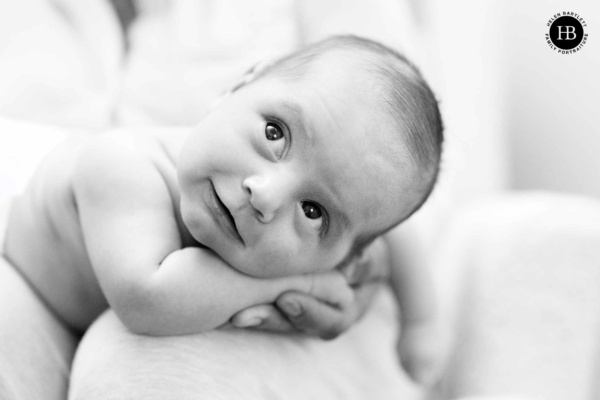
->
265, 122, 286, 159
265, 123, 284, 140
301, 201, 324, 231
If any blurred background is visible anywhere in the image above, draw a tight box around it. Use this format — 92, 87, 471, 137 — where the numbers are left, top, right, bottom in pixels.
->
0, 0, 598, 223
413, 0, 600, 230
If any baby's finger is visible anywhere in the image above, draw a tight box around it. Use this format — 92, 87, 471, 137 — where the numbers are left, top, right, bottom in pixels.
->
338, 256, 368, 286
252, 311, 295, 332
305, 271, 354, 309
231, 304, 294, 332
339, 239, 390, 286
350, 281, 381, 319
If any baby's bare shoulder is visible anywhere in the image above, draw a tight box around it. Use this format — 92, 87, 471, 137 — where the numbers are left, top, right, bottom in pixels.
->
79, 130, 162, 164
73, 130, 176, 207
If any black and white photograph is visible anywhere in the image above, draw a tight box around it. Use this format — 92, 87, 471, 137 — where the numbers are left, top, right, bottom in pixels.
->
0, 1, 598, 399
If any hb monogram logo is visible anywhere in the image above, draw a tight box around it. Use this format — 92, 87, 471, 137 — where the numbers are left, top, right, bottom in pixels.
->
556, 26, 577, 40
545, 12, 588, 54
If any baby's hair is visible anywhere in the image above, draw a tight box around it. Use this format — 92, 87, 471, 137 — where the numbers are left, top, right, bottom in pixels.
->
256, 35, 444, 262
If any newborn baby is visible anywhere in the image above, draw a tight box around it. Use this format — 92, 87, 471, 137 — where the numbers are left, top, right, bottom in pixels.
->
3, 35, 443, 383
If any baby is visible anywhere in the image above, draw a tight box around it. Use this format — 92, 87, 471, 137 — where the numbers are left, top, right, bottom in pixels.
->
3, 36, 443, 383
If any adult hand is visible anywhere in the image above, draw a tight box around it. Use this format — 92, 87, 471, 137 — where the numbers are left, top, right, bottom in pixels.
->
230, 238, 390, 339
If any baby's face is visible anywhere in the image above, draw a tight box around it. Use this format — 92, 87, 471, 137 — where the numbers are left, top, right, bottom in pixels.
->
178, 59, 417, 278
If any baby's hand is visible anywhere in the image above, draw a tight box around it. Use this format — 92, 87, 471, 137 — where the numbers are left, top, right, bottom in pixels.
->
231, 239, 390, 338
230, 270, 355, 337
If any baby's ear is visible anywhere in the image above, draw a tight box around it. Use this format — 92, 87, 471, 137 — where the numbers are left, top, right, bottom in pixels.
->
211, 60, 274, 109
230, 60, 274, 92
243, 60, 274, 85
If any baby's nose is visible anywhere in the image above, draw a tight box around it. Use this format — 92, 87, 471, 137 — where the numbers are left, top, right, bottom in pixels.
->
242, 174, 288, 223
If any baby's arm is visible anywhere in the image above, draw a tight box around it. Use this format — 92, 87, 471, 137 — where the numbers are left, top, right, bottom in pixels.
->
73, 134, 346, 335
142, 247, 348, 335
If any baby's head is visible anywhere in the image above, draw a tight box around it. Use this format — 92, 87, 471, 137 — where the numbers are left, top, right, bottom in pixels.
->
178, 35, 443, 277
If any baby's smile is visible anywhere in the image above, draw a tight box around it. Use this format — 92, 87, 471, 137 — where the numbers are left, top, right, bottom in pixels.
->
208, 180, 244, 246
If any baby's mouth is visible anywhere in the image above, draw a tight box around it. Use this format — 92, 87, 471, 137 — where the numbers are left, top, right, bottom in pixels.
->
211, 182, 244, 245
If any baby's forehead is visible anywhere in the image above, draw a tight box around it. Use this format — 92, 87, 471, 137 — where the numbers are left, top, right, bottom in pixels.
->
268, 47, 381, 91
303, 51, 380, 87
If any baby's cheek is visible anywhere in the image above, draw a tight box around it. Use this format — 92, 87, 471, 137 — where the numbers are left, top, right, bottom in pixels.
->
261, 242, 305, 275
241, 236, 306, 277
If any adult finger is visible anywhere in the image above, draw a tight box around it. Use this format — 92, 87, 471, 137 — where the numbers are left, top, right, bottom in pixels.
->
277, 282, 381, 339
277, 291, 346, 339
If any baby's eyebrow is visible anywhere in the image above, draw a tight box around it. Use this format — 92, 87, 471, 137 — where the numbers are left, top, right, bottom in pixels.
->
281, 100, 311, 144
